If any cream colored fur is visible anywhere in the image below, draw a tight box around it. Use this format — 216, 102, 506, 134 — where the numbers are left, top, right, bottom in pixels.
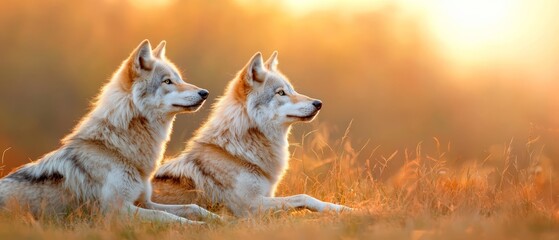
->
0, 40, 219, 224
153, 52, 352, 217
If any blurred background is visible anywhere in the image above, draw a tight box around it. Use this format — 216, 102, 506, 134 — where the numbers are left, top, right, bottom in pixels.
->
1, 0, 559, 174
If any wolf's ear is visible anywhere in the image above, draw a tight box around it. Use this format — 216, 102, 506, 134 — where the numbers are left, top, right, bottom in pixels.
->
265, 51, 278, 71
153, 41, 166, 59
240, 52, 266, 86
129, 40, 154, 74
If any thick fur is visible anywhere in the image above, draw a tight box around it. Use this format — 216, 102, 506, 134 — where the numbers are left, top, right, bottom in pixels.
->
0, 40, 219, 224
152, 52, 352, 217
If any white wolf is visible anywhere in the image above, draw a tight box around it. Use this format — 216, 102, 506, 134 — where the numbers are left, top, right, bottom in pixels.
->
152, 52, 352, 217
0, 40, 219, 224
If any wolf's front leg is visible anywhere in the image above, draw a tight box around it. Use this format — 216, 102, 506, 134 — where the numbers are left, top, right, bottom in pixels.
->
120, 202, 204, 224
104, 179, 203, 224
252, 194, 353, 214
139, 180, 221, 221
144, 201, 222, 221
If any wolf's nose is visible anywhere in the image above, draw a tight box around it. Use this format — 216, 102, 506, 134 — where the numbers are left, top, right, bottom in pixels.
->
312, 100, 322, 110
198, 90, 209, 100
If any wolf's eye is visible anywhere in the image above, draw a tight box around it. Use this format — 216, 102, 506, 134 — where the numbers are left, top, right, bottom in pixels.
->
276, 90, 286, 96
163, 79, 172, 84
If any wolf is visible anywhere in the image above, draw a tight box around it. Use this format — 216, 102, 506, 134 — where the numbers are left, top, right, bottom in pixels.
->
152, 52, 352, 217
0, 40, 219, 224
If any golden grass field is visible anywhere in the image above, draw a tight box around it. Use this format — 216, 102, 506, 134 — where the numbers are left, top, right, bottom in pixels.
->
2, 1, 559, 239
1, 125, 558, 240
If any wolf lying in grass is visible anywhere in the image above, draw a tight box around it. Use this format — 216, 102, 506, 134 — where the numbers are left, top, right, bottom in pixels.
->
0, 40, 218, 224
152, 52, 352, 217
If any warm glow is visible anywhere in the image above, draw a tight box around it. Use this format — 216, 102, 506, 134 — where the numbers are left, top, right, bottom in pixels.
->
277, 0, 524, 62
280, 0, 383, 14
434, 0, 513, 34
267, 0, 556, 68
425, 0, 522, 63
128, 0, 175, 8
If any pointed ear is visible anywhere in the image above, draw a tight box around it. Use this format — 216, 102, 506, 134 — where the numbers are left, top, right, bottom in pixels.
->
265, 51, 278, 71
240, 52, 266, 86
153, 40, 166, 59
130, 40, 154, 74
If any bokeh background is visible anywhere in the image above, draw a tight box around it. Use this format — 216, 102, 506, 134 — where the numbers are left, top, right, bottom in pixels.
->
1, 0, 559, 174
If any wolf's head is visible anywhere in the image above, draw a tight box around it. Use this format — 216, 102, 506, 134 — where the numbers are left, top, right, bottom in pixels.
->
231, 52, 322, 128
121, 40, 208, 116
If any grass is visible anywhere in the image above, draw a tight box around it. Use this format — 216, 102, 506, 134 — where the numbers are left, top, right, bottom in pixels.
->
1, 127, 558, 240
0, 147, 8, 177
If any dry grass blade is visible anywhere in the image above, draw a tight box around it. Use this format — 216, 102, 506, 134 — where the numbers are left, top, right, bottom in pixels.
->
0, 147, 10, 176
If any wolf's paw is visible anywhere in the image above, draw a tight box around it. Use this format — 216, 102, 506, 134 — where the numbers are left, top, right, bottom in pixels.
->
179, 218, 206, 225
185, 204, 223, 222
324, 203, 353, 213
203, 211, 224, 222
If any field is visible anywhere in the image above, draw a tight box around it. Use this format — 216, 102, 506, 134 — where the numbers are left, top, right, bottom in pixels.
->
1, 126, 558, 240
2, 0, 559, 239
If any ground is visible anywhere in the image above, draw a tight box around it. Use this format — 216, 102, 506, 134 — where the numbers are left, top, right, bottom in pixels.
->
1, 133, 558, 240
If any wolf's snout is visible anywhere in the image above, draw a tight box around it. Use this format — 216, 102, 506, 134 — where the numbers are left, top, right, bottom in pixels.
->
312, 100, 322, 110
198, 90, 209, 100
